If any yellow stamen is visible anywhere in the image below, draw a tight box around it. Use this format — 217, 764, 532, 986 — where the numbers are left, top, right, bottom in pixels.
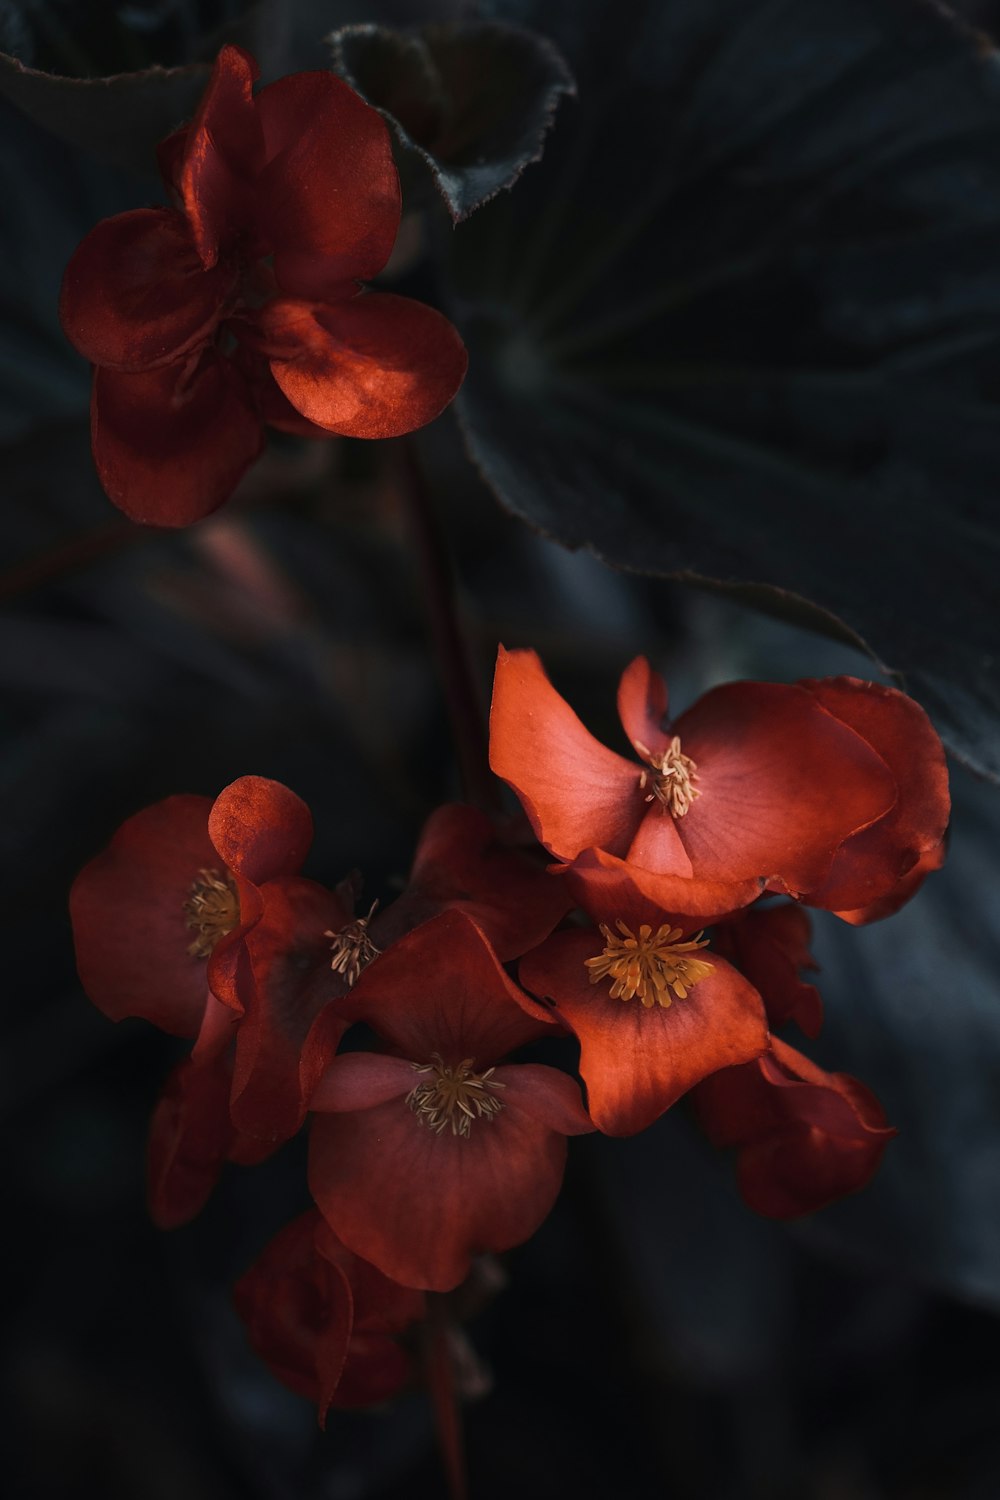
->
637, 735, 700, 817
325, 900, 381, 987
585, 920, 713, 1008
183, 868, 239, 959
406, 1053, 506, 1138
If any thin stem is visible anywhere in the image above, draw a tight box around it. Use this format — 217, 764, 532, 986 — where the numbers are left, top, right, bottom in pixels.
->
423, 1295, 469, 1500
397, 436, 498, 813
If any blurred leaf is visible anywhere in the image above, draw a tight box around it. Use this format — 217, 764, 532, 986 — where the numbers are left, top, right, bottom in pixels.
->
798, 765, 1000, 1309
329, 20, 574, 221
0, 50, 208, 170
455, 0, 1000, 777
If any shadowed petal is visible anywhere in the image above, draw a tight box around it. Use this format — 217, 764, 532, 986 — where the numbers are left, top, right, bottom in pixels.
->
60, 208, 233, 371
253, 70, 401, 295
91, 356, 263, 526
70, 794, 215, 1037
208, 775, 313, 884
180, 43, 263, 267
616, 656, 671, 759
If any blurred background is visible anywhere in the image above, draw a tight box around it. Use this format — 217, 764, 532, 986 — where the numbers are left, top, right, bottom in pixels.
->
3, 2, 1000, 1497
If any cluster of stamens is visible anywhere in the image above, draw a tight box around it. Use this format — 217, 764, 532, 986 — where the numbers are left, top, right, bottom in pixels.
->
585, 920, 714, 1008
182, 867, 239, 959
637, 736, 700, 818
326, 900, 381, 987
406, 1053, 505, 1138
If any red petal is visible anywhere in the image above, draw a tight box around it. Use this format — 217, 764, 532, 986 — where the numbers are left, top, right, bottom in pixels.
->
489, 647, 643, 861
796, 678, 950, 915
263, 293, 467, 438
230, 876, 351, 1141
713, 904, 824, 1038
520, 930, 767, 1136
616, 656, 671, 758
147, 1051, 235, 1228
91, 356, 263, 526
70, 794, 215, 1036
180, 44, 263, 268
60, 208, 232, 371
834, 839, 946, 925
208, 775, 312, 884
674, 682, 896, 889
308, 1064, 574, 1291
340, 908, 557, 1062
253, 71, 400, 295
233, 1210, 353, 1418
557, 846, 764, 925
311, 1054, 417, 1113
625, 805, 693, 877
404, 802, 572, 960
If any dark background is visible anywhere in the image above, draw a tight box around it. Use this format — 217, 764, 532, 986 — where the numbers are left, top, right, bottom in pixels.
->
3, 2, 1000, 1497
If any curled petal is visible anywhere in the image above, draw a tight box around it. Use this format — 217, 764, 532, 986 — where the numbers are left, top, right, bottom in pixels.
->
713, 904, 824, 1038
208, 775, 313, 885
263, 293, 467, 439
834, 838, 946, 925
521, 930, 767, 1136
340, 908, 557, 1061
796, 677, 950, 917
91, 356, 263, 526
675, 682, 896, 889
147, 1052, 234, 1229
311, 1053, 418, 1114
180, 44, 263, 267
616, 656, 671, 759
557, 846, 764, 926
70, 794, 215, 1037
489, 646, 643, 861
254, 70, 400, 294
60, 208, 232, 371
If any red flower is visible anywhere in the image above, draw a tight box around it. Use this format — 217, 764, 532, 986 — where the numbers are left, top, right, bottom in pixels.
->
783, 678, 950, 922
520, 884, 768, 1136
298, 802, 572, 1117
60, 45, 467, 525
489, 648, 941, 919
234, 1209, 425, 1423
308, 909, 592, 1292
695, 1036, 894, 1218
712, 903, 824, 1039
70, 776, 314, 1180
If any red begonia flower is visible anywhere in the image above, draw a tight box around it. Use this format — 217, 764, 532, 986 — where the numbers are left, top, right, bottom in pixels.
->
520, 886, 768, 1136
712, 904, 824, 1039
60, 44, 467, 525
695, 1036, 894, 1218
234, 1210, 424, 1423
787, 678, 950, 921
308, 910, 592, 1292
147, 1049, 276, 1229
71, 775, 313, 1172
299, 802, 572, 1106
490, 648, 897, 913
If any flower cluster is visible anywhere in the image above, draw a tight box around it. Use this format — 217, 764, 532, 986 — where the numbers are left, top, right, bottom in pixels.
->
69, 646, 948, 1419
59, 45, 467, 526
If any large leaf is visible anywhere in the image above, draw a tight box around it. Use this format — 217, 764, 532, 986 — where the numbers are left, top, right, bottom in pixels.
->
329, 20, 574, 220
0, 51, 209, 171
454, 0, 1000, 776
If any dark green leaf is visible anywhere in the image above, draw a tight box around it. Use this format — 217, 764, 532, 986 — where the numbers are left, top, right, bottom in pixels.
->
328, 19, 574, 221
0, 49, 208, 171
454, 0, 1000, 776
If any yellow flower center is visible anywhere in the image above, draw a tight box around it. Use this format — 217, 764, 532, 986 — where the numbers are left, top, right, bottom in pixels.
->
585, 920, 714, 1008
183, 867, 239, 959
325, 900, 381, 987
637, 735, 700, 817
406, 1053, 506, 1138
